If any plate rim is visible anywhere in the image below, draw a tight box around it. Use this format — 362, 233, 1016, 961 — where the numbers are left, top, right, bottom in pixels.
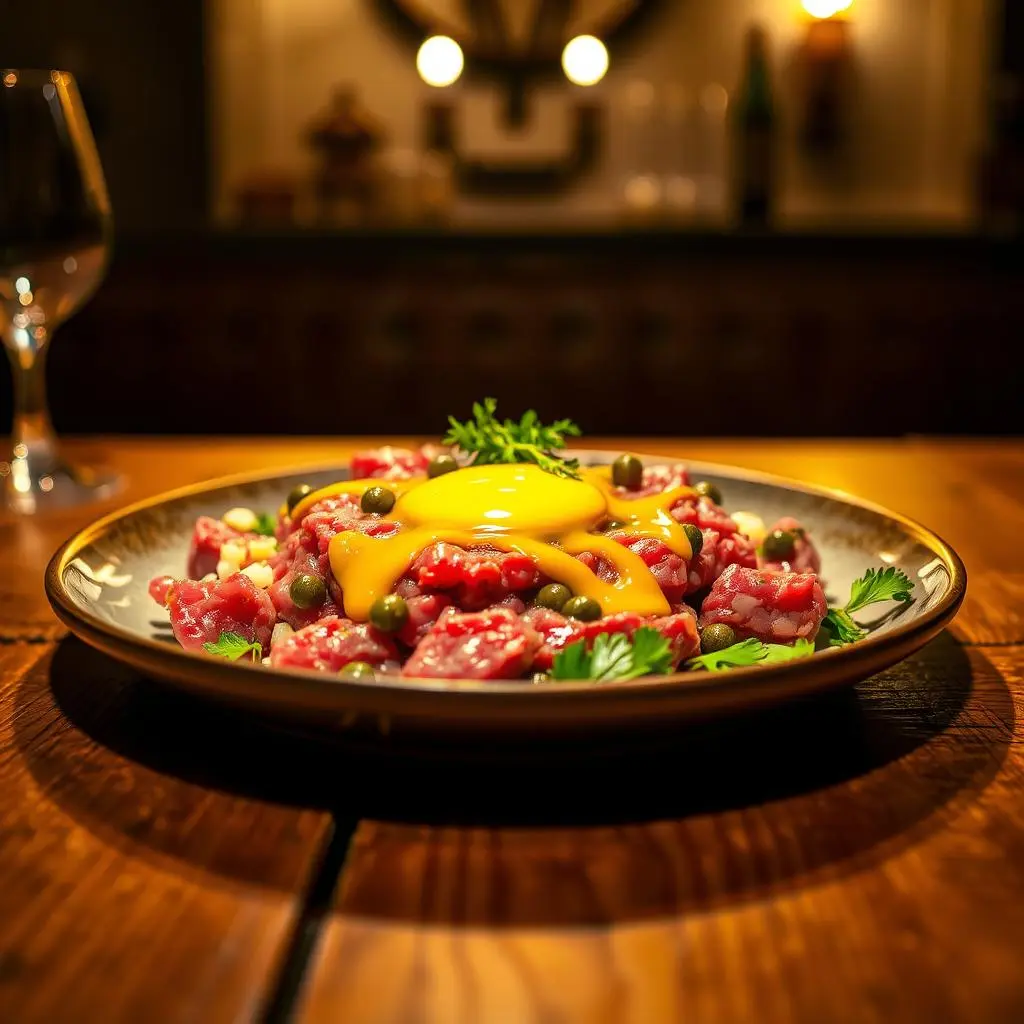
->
44, 451, 968, 720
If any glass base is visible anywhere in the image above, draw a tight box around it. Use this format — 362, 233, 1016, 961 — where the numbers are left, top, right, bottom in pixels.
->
2, 449, 123, 515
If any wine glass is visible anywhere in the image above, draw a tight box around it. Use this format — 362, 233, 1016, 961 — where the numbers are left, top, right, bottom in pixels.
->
0, 68, 119, 514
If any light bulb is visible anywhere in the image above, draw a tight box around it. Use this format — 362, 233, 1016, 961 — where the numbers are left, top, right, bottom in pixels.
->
416, 36, 464, 88
561, 35, 609, 87
802, 0, 853, 18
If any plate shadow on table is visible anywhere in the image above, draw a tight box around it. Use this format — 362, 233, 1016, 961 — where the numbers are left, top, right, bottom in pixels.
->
14, 630, 1013, 922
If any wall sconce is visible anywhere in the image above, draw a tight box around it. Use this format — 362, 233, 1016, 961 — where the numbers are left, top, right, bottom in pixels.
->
798, 0, 854, 152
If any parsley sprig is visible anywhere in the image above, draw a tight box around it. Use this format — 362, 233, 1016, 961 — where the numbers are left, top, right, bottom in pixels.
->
253, 513, 277, 537
203, 631, 263, 662
686, 637, 815, 672
443, 398, 582, 479
823, 566, 913, 645
550, 627, 674, 681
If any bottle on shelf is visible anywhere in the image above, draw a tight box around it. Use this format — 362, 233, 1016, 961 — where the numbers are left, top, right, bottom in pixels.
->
734, 24, 777, 228
695, 83, 730, 223
620, 79, 662, 219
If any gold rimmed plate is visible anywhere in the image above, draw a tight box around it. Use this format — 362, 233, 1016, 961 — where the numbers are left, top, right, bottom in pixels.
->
45, 451, 966, 743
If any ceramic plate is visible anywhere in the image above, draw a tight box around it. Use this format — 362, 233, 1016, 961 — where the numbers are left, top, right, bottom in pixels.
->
45, 452, 966, 743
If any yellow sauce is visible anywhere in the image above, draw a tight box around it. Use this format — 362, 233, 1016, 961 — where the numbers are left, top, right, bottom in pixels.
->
309, 463, 696, 622
290, 477, 422, 522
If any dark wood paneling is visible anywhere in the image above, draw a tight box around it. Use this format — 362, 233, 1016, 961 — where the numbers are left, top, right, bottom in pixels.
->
6, 230, 1018, 438
0, 0, 208, 233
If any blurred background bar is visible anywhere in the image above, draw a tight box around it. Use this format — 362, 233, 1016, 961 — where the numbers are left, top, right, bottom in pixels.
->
1, 0, 1022, 436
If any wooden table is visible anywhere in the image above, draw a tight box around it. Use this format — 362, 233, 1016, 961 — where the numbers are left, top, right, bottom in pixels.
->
1, 437, 1022, 1023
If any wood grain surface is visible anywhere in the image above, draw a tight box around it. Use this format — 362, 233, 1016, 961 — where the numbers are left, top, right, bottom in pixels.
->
0, 640, 334, 1023
299, 640, 1024, 1023
1, 436, 1022, 1022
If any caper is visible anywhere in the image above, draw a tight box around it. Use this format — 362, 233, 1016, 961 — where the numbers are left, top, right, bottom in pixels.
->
360, 485, 395, 515
339, 660, 375, 681
682, 523, 704, 558
289, 572, 327, 609
369, 593, 409, 633
428, 454, 458, 478
286, 483, 313, 514
695, 480, 723, 505
536, 583, 572, 611
611, 453, 644, 489
762, 528, 797, 560
562, 595, 602, 621
700, 623, 737, 654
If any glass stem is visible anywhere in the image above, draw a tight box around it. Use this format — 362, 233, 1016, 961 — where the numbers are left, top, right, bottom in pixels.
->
6, 335, 57, 464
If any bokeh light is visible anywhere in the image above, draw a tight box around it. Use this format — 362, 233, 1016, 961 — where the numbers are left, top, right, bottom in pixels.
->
802, 0, 854, 18
416, 36, 464, 88
561, 36, 609, 87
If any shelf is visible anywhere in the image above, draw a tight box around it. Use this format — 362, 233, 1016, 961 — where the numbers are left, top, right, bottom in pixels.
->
109, 222, 1022, 268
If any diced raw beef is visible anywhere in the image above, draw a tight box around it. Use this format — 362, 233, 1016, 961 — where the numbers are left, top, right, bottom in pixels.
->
670, 495, 741, 536
396, 592, 452, 647
267, 531, 341, 630
607, 533, 689, 602
350, 445, 443, 481
647, 611, 702, 664
686, 528, 758, 593
269, 616, 399, 673
172, 451, 836, 681
301, 499, 400, 549
286, 492, 358, 531
573, 549, 619, 583
167, 573, 276, 653
402, 607, 542, 679
269, 529, 308, 578
271, 494, 407, 628
699, 564, 827, 643
410, 543, 543, 610
394, 573, 425, 599
525, 608, 694, 669
187, 515, 247, 579
148, 575, 175, 605
613, 463, 690, 499
758, 516, 822, 575
489, 594, 528, 615
524, 607, 700, 670
521, 606, 582, 666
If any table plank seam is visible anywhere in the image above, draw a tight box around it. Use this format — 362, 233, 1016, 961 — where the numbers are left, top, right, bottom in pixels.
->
954, 639, 1024, 648
0, 636, 57, 645
257, 815, 360, 1024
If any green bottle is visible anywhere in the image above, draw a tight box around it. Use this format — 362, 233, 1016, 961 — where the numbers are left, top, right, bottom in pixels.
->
735, 25, 776, 226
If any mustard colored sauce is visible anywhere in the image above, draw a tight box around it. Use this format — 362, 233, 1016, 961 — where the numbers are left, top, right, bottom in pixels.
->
585, 469, 695, 559
289, 477, 421, 522
311, 463, 695, 622
400, 464, 607, 535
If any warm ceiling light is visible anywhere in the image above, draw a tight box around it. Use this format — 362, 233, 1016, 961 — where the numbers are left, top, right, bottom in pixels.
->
416, 36, 464, 88
561, 35, 609, 87
802, 0, 853, 17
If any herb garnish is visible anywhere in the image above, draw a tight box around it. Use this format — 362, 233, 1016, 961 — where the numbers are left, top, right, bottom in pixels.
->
203, 631, 263, 662
686, 637, 815, 672
822, 566, 913, 645
444, 398, 582, 479
252, 513, 277, 537
550, 627, 673, 681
